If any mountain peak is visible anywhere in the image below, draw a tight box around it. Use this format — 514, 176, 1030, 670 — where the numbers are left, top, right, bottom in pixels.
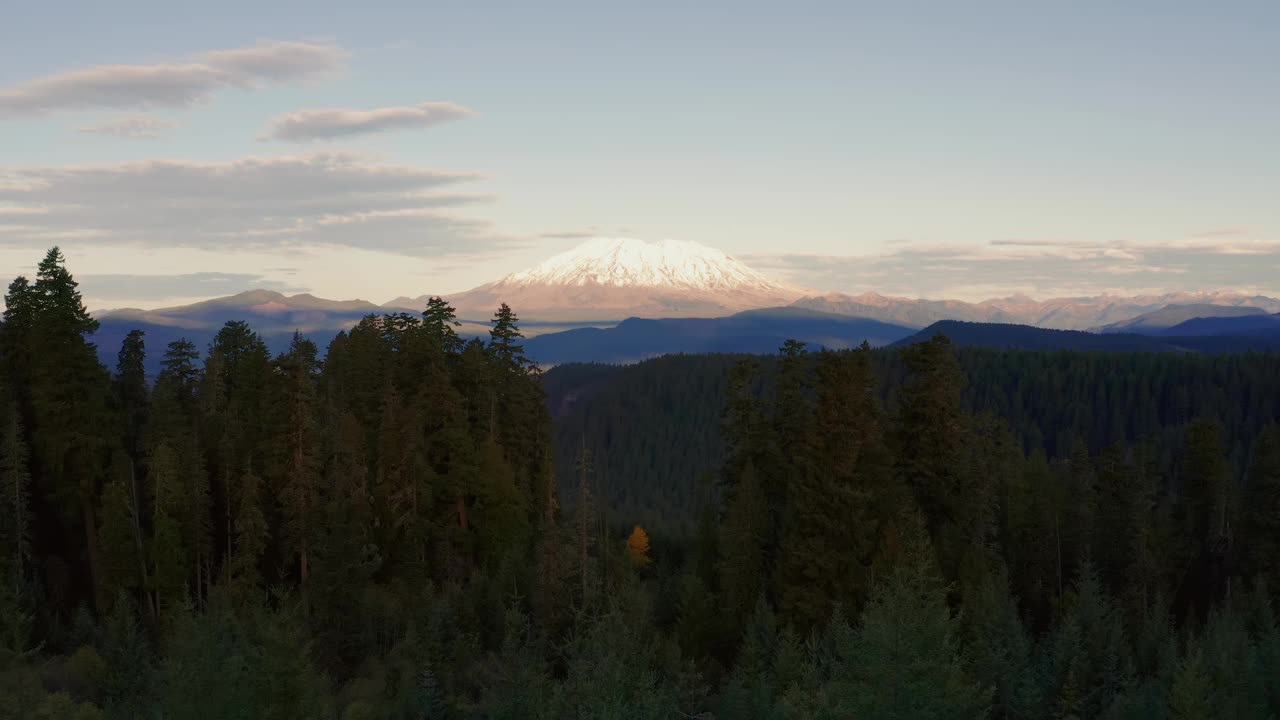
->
498, 237, 792, 293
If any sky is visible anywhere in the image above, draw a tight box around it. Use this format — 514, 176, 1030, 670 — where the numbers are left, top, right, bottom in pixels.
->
1, 0, 1278, 309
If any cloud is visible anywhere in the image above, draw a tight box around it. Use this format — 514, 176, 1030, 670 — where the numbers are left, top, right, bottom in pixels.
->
0, 151, 510, 255
262, 101, 474, 141
80, 271, 306, 301
745, 237, 1280, 301
1195, 227, 1251, 238
540, 230, 600, 239
0, 41, 346, 115
79, 116, 179, 139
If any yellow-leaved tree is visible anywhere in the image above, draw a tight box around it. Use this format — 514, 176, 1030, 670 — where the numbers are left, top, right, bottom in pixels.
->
626, 526, 652, 569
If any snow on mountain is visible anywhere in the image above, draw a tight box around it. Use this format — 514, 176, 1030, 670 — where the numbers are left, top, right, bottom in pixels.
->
393, 237, 803, 321
499, 237, 795, 294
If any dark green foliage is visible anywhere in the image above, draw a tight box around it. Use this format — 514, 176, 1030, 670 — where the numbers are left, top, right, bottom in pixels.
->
1239, 426, 1280, 583
0, 405, 32, 594
823, 513, 990, 720
777, 348, 895, 630
3, 248, 1280, 718
717, 460, 768, 623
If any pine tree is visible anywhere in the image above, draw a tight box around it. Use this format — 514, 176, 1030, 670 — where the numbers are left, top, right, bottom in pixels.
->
487, 303, 527, 371
204, 322, 272, 591
276, 333, 322, 585
1094, 443, 1134, 592
97, 453, 142, 606
963, 570, 1042, 720
718, 460, 768, 622
723, 358, 766, 484
1178, 420, 1231, 608
422, 296, 464, 354
378, 380, 431, 580
27, 247, 111, 607
777, 348, 893, 630
574, 440, 597, 603
826, 511, 990, 719
149, 443, 187, 614
1239, 425, 1280, 584
719, 594, 782, 720
0, 405, 32, 594
420, 367, 476, 580
152, 338, 209, 608
0, 276, 38, 404
895, 334, 968, 542
474, 436, 528, 565
770, 339, 812, 544
773, 339, 811, 460
1167, 648, 1212, 720
113, 330, 149, 459
1048, 561, 1129, 719
106, 333, 152, 614
229, 463, 267, 600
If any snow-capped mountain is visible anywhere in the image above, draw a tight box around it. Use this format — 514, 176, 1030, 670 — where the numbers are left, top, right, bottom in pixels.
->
502, 237, 793, 293
391, 237, 802, 321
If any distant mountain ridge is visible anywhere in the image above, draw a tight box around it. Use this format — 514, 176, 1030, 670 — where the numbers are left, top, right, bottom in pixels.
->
1096, 304, 1280, 337
893, 320, 1280, 354
1098, 304, 1271, 333
523, 308, 914, 365
794, 291, 1280, 331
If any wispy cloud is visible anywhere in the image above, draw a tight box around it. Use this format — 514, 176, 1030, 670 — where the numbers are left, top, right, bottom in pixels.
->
81, 271, 306, 301
78, 116, 179, 138
540, 229, 601, 240
262, 101, 474, 142
0, 41, 346, 115
0, 152, 510, 255
1195, 227, 1251, 238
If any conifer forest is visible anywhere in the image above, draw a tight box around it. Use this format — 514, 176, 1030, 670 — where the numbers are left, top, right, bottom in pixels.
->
5, 247, 1280, 719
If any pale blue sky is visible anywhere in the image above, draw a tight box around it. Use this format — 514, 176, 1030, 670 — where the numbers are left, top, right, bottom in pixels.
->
1, 0, 1278, 307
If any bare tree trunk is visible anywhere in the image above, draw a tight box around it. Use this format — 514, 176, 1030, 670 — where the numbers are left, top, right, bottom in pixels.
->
127, 458, 156, 622
456, 494, 469, 530
225, 465, 232, 586
1055, 510, 1063, 603
82, 494, 101, 611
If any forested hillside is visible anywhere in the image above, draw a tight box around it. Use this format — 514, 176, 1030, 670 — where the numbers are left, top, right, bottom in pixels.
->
549, 346, 1280, 536
2, 248, 1280, 718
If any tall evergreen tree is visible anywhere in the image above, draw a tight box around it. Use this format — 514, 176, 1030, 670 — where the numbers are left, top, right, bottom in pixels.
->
422, 296, 464, 355
825, 511, 990, 720
718, 460, 769, 623
275, 333, 322, 585
229, 461, 267, 601
1239, 425, 1280, 584
487, 303, 527, 371
723, 358, 766, 486
574, 441, 597, 604
1178, 420, 1231, 610
769, 339, 812, 527
149, 444, 186, 614
27, 247, 110, 607
97, 451, 143, 608
895, 334, 968, 547
0, 276, 38, 406
113, 330, 149, 458
777, 348, 894, 629
0, 405, 32, 595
